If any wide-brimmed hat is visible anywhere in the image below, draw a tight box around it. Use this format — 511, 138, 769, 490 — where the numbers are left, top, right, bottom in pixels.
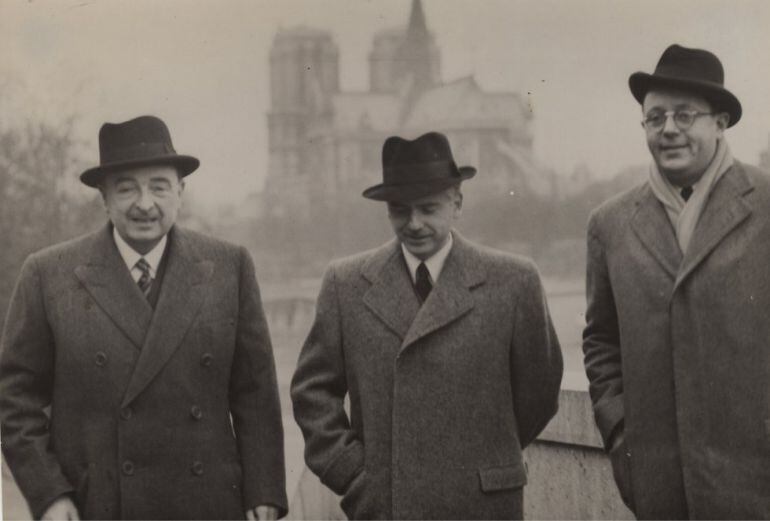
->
362, 132, 476, 202
629, 44, 741, 127
80, 115, 199, 187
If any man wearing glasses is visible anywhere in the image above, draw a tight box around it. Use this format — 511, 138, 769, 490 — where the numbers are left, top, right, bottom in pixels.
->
582, 44, 770, 519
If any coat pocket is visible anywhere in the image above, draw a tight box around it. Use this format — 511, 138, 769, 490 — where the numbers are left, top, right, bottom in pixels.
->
478, 464, 527, 493
340, 470, 368, 519
608, 436, 635, 512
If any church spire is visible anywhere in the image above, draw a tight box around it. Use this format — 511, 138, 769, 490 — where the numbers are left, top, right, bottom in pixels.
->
395, 0, 440, 123
406, 0, 429, 43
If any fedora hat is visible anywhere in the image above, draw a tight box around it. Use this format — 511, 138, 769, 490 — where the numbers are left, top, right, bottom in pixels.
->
362, 132, 476, 202
629, 44, 741, 127
80, 115, 199, 187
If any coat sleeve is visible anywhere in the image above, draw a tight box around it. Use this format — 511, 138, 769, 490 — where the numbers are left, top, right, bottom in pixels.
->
229, 247, 288, 517
290, 265, 364, 496
582, 214, 625, 449
0, 254, 75, 519
509, 262, 564, 449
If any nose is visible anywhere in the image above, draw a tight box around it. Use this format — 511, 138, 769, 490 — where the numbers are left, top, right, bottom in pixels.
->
406, 212, 423, 230
135, 186, 155, 212
661, 113, 680, 136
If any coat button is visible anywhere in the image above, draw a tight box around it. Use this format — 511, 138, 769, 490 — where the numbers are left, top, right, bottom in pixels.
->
200, 353, 213, 367
122, 460, 135, 476
190, 405, 203, 420
191, 461, 204, 476
94, 352, 107, 367
120, 407, 133, 420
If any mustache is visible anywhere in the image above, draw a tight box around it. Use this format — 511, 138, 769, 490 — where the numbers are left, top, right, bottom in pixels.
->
128, 210, 162, 219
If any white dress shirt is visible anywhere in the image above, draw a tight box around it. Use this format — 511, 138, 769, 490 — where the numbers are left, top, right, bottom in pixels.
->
401, 232, 453, 285
112, 227, 167, 283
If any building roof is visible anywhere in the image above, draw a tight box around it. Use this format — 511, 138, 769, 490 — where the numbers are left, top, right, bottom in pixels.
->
403, 77, 531, 131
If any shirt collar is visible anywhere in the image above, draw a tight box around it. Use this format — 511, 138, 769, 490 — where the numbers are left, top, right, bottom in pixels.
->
112, 227, 167, 277
401, 232, 453, 285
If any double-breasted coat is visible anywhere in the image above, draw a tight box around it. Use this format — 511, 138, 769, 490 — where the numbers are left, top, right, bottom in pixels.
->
583, 162, 770, 519
0, 225, 288, 520
291, 233, 563, 520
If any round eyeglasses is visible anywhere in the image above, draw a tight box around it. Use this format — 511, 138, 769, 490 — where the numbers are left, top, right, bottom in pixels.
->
642, 110, 714, 132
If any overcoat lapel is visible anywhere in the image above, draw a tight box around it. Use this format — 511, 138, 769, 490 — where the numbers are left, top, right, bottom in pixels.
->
74, 225, 153, 349
121, 228, 213, 407
674, 164, 753, 290
401, 233, 484, 351
362, 240, 420, 340
631, 186, 682, 280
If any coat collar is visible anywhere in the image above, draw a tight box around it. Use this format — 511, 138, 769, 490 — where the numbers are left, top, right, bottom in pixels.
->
674, 162, 753, 290
73, 224, 214, 406
73, 224, 154, 348
631, 163, 754, 287
361, 231, 485, 351
631, 183, 682, 279
121, 225, 214, 406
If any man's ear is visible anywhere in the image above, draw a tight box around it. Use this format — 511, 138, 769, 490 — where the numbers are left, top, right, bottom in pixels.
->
453, 188, 463, 217
98, 185, 109, 211
715, 112, 730, 132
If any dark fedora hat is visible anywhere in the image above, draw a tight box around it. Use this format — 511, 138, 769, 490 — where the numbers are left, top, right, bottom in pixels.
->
629, 44, 741, 127
362, 131, 476, 202
80, 115, 200, 187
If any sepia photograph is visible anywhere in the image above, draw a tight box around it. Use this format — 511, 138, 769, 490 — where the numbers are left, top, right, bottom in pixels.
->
1, 0, 769, 519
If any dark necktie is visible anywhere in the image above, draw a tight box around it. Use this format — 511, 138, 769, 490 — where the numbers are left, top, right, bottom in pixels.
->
415, 262, 432, 303
680, 186, 693, 202
135, 257, 153, 297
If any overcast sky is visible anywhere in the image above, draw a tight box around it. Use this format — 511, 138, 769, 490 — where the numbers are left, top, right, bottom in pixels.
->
2, 0, 769, 208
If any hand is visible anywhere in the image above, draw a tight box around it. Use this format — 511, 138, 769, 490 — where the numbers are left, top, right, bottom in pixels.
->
41, 496, 80, 520
246, 505, 279, 520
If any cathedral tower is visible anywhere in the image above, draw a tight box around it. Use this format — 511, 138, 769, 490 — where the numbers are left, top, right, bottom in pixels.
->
369, 0, 441, 95
265, 27, 339, 214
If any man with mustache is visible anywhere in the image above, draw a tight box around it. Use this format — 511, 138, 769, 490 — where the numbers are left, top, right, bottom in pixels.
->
291, 132, 563, 520
0, 116, 287, 520
583, 44, 770, 519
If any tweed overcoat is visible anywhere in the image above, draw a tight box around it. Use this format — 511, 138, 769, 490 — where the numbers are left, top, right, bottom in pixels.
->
583, 161, 770, 519
291, 233, 563, 520
0, 225, 288, 520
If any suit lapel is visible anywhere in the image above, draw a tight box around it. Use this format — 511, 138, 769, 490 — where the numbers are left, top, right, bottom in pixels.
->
674, 164, 753, 290
401, 233, 484, 351
362, 240, 420, 340
121, 228, 214, 407
74, 225, 153, 349
631, 186, 682, 280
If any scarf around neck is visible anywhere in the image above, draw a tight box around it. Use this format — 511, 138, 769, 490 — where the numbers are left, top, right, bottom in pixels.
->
648, 138, 733, 254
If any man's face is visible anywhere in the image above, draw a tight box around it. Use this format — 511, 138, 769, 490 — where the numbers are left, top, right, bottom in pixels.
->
643, 88, 729, 187
100, 164, 184, 254
387, 186, 462, 260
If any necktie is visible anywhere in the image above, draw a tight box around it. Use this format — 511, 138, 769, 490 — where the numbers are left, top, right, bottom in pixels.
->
680, 186, 693, 202
135, 257, 153, 297
415, 262, 432, 303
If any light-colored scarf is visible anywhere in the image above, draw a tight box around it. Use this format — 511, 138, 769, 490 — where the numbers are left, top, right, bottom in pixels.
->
648, 138, 733, 254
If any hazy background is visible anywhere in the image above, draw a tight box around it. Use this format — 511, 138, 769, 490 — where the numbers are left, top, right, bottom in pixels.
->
2, 0, 770, 210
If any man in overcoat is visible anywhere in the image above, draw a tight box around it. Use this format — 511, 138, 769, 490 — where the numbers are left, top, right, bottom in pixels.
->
291, 132, 563, 520
583, 44, 770, 519
0, 116, 288, 520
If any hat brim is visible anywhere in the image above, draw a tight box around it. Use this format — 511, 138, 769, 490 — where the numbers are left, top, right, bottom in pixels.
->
362, 166, 476, 202
629, 72, 742, 127
79, 154, 200, 188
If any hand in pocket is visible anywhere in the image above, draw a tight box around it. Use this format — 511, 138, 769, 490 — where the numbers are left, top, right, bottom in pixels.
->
608, 431, 635, 512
